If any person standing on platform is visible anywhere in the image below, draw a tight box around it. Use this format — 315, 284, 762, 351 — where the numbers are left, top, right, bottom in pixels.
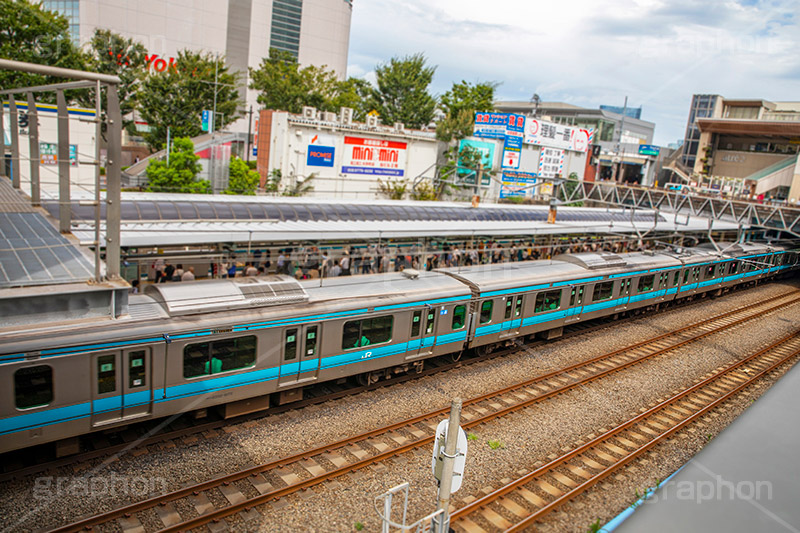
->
340, 251, 350, 276
173, 264, 184, 281
162, 262, 175, 283
181, 266, 195, 281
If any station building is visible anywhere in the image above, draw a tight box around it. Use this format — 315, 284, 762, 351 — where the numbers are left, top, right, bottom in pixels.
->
254, 107, 594, 202
678, 94, 800, 202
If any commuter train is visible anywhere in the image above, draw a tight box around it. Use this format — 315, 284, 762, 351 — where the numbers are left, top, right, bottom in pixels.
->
1, 242, 797, 455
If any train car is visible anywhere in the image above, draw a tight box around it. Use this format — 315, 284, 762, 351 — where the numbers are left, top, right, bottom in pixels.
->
0, 271, 471, 454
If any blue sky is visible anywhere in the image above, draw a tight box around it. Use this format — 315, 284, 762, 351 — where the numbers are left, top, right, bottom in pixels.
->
347, 0, 800, 146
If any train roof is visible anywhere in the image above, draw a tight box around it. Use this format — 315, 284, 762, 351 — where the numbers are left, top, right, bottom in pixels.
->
437, 260, 586, 296
301, 270, 471, 308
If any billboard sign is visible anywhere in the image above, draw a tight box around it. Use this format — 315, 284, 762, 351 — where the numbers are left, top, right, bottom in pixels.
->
525, 118, 592, 152
341, 136, 407, 176
307, 146, 335, 167
40, 142, 78, 166
638, 144, 660, 156
458, 139, 494, 186
500, 170, 537, 198
538, 147, 564, 179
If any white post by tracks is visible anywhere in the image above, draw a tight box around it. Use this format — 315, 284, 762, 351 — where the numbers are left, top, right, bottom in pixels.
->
437, 397, 462, 528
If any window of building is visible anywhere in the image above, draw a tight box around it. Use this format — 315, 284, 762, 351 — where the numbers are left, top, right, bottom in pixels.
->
534, 290, 561, 313
479, 301, 493, 324
638, 275, 655, 292
342, 316, 393, 349
184, 336, 257, 378
592, 281, 614, 302
452, 305, 466, 330
15, 365, 53, 409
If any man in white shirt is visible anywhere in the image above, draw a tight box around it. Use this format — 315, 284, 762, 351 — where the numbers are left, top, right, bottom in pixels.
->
181, 266, 195, 281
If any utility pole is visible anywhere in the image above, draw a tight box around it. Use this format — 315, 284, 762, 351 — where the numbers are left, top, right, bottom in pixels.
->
166, 126, 171, 167
614, 96, 628, 183
210, 61, 219, 190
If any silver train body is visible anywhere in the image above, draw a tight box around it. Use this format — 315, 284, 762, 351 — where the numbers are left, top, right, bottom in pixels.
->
1, 243, 797, 454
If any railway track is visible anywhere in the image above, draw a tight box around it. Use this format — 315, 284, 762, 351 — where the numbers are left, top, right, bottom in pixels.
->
449, 329, 800, 532
46, 289, 800, 533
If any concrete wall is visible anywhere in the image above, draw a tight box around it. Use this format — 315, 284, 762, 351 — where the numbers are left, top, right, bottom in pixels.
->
297, 0, 352, 79
711, 150, 790, 179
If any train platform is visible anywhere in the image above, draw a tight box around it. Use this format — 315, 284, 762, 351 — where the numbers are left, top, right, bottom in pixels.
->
607, 358, 800, 532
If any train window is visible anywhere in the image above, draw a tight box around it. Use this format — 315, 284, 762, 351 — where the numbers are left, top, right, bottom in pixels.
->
411, 310, 422, 337
570, 286, 585, 305
504, 298, 513, 319
694, 267, 700, 281
638, 275, 655, 292
452, 305, 467, 330
98, 354, 116, 394
284, 329, 298, 360
183, 336, 257, 378
15, 365, 53, 409
425, 309, 436, 334
514, 296, 523, 317
673, 271, 680, 285
479, 301, 493, 324
592, 281, 614, 302
659, 273, 667, 289
620, 279, 631, 296
343, 315, 393, 349
534, 290, 561, 313
128, 351, 146, 388
305, 326, 318, 356
704, 265, 716, 279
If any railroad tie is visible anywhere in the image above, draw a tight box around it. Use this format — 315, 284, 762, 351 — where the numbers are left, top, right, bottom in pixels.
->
499, 497, 528, 518
299, 458, 326, 476
322, 451, 349, 468
155, 502, 182, 527
249, 473, 274, 494
118, 515, 145, 533
480, 507, 513, 529
220, 483, 246, 505
457, 517, 488, 533
275, 467, 301, 486
191, 492, 215, 515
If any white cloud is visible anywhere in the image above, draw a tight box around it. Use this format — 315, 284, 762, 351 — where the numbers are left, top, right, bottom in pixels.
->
347, 0, 800, 145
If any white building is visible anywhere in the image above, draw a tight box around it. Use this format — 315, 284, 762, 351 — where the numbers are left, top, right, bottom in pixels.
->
41, 0, 353, 131
2, 101, 98, 198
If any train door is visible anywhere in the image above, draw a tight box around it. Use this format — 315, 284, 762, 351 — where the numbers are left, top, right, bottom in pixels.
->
91, 352, 123, 426
416, 307, 437, 357
501, 295, 524, 335
566, 286, 585, 322
279, 324, 321, 386
122, 348, 152, 419
297, 324, 321, 382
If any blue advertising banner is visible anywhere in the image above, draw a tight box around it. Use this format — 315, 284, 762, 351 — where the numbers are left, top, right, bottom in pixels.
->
638, 144, 660, 156
458, 139, 495, 186
500, 170, 537, 199
307, 145, 335, 167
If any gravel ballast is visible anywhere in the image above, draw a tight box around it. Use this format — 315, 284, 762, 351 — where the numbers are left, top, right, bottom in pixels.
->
1, 280, 798, 532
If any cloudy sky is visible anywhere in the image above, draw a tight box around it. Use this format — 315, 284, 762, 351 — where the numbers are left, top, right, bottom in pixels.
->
347, 0, 800, 146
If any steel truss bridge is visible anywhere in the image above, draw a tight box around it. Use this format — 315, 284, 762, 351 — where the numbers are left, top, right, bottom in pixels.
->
546, 180, 800, 240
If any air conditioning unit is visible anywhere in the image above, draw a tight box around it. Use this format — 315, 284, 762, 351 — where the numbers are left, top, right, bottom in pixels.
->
323, 111, 337, 122
339, 107, 353, 126
394, 122, 404, 132
302, 106, 316, 120
366, 115, 379, 128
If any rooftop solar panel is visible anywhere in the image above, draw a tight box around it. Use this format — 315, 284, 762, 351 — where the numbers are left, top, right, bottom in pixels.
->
0, 212, 94, 288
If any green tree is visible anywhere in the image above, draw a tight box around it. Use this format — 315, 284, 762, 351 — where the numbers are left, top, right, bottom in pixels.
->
436, 81, 497, 142
225, 156, 260, 195
250, 49, 336, 113
0, 0, 88, 91
332, 77, 373, 121
138, 50, 240, 151
77, 29, 148, 136
436, 144, 489, 200
145, 137, 210, 193
369, 53, 437, 129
